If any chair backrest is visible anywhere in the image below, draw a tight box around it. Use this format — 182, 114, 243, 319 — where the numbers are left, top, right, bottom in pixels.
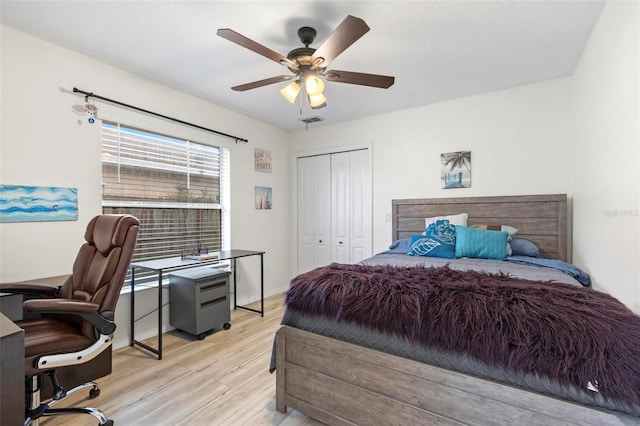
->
57, 214, 139, 336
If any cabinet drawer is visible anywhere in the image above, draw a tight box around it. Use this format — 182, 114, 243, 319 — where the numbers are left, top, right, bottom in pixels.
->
195, 278, 228, 301
196, 294, 230, 333
199, 294, 228, 311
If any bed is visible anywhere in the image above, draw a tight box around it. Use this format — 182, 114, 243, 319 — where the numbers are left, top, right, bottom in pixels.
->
273, 194, 640, 425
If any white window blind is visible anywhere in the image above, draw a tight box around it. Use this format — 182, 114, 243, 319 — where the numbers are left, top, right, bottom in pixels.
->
101, 121, 229, 266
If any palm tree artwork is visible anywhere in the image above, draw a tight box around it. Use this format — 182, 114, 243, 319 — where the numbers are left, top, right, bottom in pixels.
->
441, 151, 471, 189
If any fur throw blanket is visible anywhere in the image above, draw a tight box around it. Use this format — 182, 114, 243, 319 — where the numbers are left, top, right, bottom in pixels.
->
285, 263, 640, 410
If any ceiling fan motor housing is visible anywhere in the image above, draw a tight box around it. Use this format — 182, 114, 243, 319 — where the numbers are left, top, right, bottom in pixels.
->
285, 28, 313, 70
298, 27, 316, 46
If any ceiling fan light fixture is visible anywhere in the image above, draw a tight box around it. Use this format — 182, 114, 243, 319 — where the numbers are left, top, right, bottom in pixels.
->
308, 92, 327, 109
304, 73, 325, 97
280, 81, 301, 103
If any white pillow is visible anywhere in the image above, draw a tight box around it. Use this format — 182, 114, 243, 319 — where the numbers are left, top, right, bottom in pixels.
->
501, 225, 519, 237
424, 213, 468, 228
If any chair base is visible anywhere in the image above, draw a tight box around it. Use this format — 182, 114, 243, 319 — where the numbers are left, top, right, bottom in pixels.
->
41, 407, 113, 426
26, 374, 113, 426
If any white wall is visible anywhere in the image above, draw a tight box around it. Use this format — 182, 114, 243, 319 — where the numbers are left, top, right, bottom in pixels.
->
571, 1, 639, 312
0, 26, 292, 347
290, 78, 573, 256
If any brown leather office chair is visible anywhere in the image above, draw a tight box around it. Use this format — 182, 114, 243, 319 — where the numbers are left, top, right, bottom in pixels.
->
0, 214, 139, 426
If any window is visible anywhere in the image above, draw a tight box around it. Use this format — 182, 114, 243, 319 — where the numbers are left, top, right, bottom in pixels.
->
101, 121, 229, 270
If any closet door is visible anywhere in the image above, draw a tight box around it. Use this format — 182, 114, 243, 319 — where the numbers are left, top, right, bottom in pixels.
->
331, 149, 372, 265
297, 148, 372, 274
331, 152, 351, 263
348, 149, 372, 263
297, 155, 331, 273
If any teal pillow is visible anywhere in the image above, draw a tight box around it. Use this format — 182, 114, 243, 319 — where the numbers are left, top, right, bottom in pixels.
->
454, 226, 508, 259
407, 219, 456, 258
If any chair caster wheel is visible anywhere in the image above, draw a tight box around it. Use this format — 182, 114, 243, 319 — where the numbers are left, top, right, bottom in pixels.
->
102, 420, 114, 426
223, 322, 231, 330
90, 388, 101, 399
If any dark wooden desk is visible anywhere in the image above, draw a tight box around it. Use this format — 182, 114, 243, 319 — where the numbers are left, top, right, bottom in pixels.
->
129, 249, 265, 359
1, 313, 25, 426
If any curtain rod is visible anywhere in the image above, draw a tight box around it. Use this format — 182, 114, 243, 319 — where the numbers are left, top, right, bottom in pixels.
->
73, 87, 248, 144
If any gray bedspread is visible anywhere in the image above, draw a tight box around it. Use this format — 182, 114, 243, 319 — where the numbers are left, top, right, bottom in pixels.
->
360, 253, 582, 286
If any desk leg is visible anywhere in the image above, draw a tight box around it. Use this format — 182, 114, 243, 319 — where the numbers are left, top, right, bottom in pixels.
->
130, 268, 135, 346
130, 270, 162, 360
157, 270, 163, 360
233, 258, 237, 310
233, 253, 264, 316
260, 254, 264, 317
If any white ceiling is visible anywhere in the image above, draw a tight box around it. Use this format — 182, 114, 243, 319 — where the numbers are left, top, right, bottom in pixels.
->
0, 1, 604, 131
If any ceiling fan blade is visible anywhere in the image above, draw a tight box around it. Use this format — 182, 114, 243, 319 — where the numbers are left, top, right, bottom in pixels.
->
217, 28, 296, 69
231, 75, 293, 92
311, 15, 370, 68
324, 70, 395, 89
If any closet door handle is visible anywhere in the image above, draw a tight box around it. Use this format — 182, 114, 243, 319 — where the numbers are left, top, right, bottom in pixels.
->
318, 239, 323, 243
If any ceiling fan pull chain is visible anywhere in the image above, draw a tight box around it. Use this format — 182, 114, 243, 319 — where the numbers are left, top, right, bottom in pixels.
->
298, 83, 304, 116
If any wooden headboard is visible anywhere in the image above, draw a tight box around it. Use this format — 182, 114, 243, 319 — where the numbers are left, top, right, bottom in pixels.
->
392, 194, 570, 262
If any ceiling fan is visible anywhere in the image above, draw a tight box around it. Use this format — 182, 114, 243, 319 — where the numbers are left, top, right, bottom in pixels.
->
217, 15, 395, 109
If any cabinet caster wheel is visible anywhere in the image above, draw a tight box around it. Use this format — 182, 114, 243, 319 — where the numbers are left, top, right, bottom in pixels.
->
197, 332, 208, 340
89, 388, 101, 399
223, 322, 231, 330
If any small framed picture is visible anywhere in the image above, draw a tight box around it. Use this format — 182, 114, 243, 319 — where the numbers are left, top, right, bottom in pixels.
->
255, 186, 272, 209
441, 151, 471, 189
255, 148, 272, 173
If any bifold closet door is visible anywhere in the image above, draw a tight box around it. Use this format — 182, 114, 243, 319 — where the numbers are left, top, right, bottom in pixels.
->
347, 149, 372, 264
331, 150, 372, 265
297, 155, 331, 273
297, 149, 372, 274
330, 152, 350, 263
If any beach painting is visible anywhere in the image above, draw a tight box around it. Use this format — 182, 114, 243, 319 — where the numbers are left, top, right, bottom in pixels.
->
0, 185, 79, 223
441, 151, 471, 189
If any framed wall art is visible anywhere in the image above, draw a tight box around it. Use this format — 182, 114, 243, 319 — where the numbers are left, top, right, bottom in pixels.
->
255, 148, 272, 173
441, 151, 471, 189
255, 186, 272, 209
0, 185, 79, 222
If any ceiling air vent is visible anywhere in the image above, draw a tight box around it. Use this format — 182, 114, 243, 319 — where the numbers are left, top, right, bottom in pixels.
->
300, 116, 324, 124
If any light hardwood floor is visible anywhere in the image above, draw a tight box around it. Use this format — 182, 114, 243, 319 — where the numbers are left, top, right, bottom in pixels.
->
41, 294, 321, 425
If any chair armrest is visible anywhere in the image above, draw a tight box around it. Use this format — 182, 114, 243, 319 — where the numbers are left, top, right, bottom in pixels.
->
23, 299, 117, 335
23, 298, 98, 312
0, 282, 59, 297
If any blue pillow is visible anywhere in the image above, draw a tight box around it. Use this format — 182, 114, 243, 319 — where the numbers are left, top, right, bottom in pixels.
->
407, 220, 456, 258
509, 238, 540, 257
384, 238, 412, 254
454, 226, 508, 260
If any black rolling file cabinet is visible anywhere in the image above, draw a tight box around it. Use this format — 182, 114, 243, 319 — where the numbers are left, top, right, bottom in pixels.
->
169, 267, 231, 340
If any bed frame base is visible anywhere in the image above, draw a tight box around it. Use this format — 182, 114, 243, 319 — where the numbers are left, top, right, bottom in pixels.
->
276, 326, 634, 426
